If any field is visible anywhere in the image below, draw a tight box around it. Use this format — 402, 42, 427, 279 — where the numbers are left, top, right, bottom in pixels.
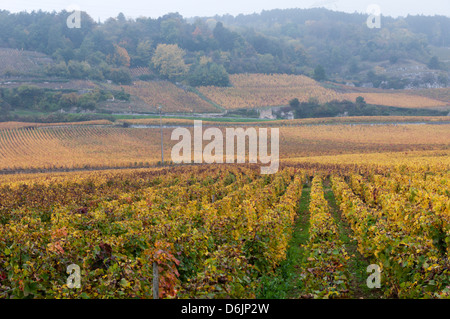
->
0, 121, 449, 172
341, 92, 448, 109
196, 74, 449, 110
198, 74, 342, 109
0, 126, 165, 171
0, 152, 449, 299
118, 81, 219, 113
403, 88, 450, 104
0, 118, 449, 299
2, 73, 448, 115
0, 48, 52, 76
118, 115, 450, 127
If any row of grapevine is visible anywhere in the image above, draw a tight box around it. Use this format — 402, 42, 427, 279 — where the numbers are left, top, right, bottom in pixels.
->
0, 165, 304, 299
301, 176, 350, 298
349, 173, 450, 257
332, 175, 450, 298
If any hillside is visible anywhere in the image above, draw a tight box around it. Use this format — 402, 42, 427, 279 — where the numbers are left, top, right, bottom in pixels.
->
197, 74, 341, 109
197, 74, 448, 110
106, 81, 220, 113
0, 9, 449, 121
0, 8, 448, 88
0, 48, 53, 77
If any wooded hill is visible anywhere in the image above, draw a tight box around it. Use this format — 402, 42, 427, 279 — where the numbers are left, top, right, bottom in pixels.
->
0, 8, 448, 88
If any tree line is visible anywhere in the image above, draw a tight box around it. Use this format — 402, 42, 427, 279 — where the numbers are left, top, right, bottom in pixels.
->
0, 8, 448, 87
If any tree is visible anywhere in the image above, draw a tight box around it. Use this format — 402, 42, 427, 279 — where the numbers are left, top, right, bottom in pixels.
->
348, 60, 359, 74
187, 61, 230, 87
213, 22, 240, 51
313, 65, 326, 81
389, 55, 399, 64
108, 44, 131, 68
160, 19, 181, 44
0, 95, 11, 113
136, 40, 153, 66
109, 68, 132, 85
356, 96, 366, 107
60, 93, 79, 108
68, 60, 91, 79
45, 61, 69, 77
438, 73, 449, 86
428, 56, 442, 70
151, 44, 188, 80
257, 54, 277, 74
289, 98, 300, 108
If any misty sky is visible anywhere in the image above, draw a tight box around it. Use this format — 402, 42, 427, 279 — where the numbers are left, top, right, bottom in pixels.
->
1, 0, 449, 21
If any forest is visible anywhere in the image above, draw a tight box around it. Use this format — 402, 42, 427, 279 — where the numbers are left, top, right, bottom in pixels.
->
0, 8, 448, 88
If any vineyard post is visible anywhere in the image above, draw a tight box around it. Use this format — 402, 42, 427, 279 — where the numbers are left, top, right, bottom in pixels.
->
153, 262, 159, 299
159, 105, 164, 166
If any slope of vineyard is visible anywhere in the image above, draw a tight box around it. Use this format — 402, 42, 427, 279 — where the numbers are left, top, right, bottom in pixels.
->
0, 120, 113, 130
403, 88, 450, 104
341, 92, 448, 109
196, 74, 448, 110
288, 149, 450, 173
119, 81, 218, 113
0, 48, 52, 76
0, 119, 448, 299
278, 123, 450, 158
197, 74, 342, 109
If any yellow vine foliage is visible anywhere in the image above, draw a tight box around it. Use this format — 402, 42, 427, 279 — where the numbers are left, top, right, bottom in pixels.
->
342, 93, 447, 109
198, 74, 342, 109
121, 81, 217, 113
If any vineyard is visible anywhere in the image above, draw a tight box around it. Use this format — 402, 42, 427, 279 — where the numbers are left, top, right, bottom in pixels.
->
0, 48, 52, 76
341, 93, 448, 109
119, 116, 450, 127
0, 118, 449, 299
0, 123, 449, 172
0, 165, 303, 298
0, 120, 113, 130
0, 126, 169, 171
2, 72, 448, 114
119, 81, 218, 113
197, 74, 342, 109
129, 67, 153, 78
403, 88, 450, 105
196, 74, 448, 110
331, 170, 450, 298
0, 158, 448, 299
1, 3, 450, 301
